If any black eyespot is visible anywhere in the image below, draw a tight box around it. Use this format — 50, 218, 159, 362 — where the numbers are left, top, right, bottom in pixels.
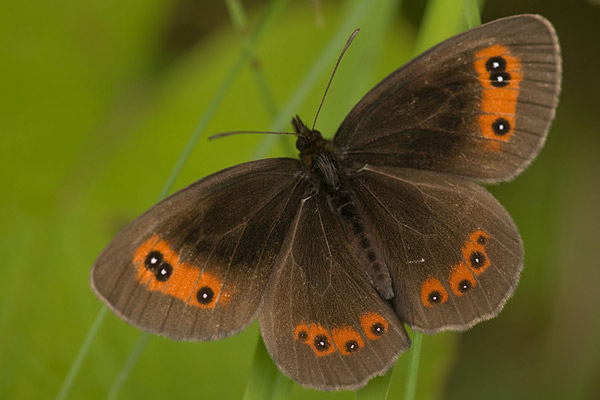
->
428, 290, 443, 304
492, 118, 511, 136
196, 286, 215, 304
144, 251, 163, 270
458, 279, 472, 293
345, 340, 359, 353
477, 235, 487, 245
313, 334, 331, 352
469, 251, 486, 269
155, 262, 173, 281
297, 330, 308, 341
490, 71, 511, 87
485, 56, 507, 72
370, 322, 385, 337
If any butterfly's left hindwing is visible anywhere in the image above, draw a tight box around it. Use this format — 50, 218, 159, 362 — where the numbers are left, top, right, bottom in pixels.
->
351, 165, 523, 333
335, 14, 561, 183
91, 158, 305, 340
258, 192, 410, 391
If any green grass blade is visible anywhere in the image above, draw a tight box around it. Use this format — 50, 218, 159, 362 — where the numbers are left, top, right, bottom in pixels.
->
226, 0, 279, 117
462, 0, 481, 28
403, 331, 423, 400
55, 306, 108, 400
414, 0, 469, 55
106, 332, 151, 400
157, 0, 289, 200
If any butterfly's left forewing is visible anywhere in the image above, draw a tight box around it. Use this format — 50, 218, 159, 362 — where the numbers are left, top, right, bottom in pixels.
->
91, 158, 306, 340
258, 192, 410, 390
335, 14, 561, 183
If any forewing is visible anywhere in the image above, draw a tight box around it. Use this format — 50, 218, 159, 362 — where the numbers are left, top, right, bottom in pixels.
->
334, 14, 561, 183
353, 165, 523, 333
258, 192, 410, 390
91, 158, 306, 340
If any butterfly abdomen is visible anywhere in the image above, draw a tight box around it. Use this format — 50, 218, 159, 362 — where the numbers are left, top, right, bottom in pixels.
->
328, 186, 394, 300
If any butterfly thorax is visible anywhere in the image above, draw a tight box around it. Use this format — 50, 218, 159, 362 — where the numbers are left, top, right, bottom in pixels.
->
293, 116, 340, 190
293, 116, 395, 300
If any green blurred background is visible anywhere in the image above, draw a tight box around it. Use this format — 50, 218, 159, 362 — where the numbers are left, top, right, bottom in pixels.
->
1, 0, 599, 398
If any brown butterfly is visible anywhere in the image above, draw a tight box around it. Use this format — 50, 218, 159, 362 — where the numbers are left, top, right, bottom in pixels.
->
91, 14, 561, 390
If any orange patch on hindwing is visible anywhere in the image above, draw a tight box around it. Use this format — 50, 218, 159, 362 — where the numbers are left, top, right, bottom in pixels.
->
461, 230, 491, 275
293, 313, 387, 357
331, 326, 365, 355
420, 277, 449, 307
307, 323, 335, 357
474, 44, 522, 149
294, 323, 310, 343
360, 312, 389, 340
449, 262, 477, 296
132, 235, 227, 309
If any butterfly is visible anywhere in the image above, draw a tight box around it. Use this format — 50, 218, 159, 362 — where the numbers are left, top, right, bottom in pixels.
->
91, 14, 561, 390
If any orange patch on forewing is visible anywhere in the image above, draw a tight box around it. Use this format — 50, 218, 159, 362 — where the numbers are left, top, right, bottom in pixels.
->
163, 262, 201, 303
360, 312, 389, 340
462, 230, 491, 275
133, 236, 180, 291
331, 326, 365, 356
133, 235, 161, 285
131, 234, 227, 309
478, 114, 516, 142
420, 277, 449, 307
189, 272, 222, 309
449, 262, 477, 296
307, 323, 335, 357
474, 44, 523, 146
133, 235, 160, 265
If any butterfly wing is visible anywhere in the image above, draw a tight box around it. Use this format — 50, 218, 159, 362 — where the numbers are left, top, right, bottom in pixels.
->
91, 158, 307, 340
334, 14, 561, 183
350, 165, 522, 333
258, 191, 410, 390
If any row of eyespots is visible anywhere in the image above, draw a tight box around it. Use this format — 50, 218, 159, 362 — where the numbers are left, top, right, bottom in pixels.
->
132, 234, 230, 309
473, 44, 523, 151
294, 312, 389, 357
420, 230, 491, 307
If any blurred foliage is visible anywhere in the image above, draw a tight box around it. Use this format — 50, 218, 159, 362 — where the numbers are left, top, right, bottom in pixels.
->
1, 0, 599, 399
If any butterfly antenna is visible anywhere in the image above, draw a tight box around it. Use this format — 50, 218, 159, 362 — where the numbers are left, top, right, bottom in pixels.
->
209, 130, 299, 140
311, 28, 360, 131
